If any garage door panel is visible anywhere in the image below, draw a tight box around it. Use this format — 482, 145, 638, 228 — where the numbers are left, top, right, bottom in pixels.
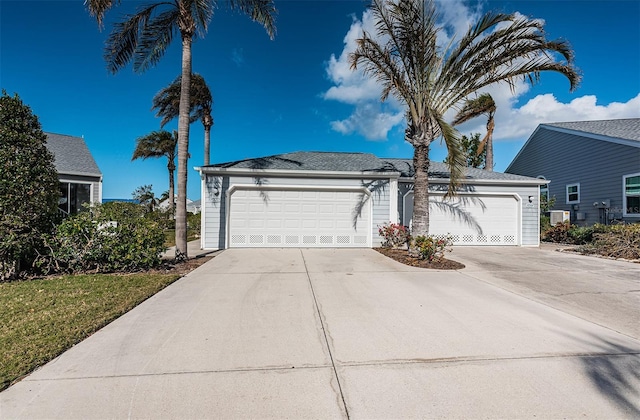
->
229, 188, 370, 248
405, 193, 518, 246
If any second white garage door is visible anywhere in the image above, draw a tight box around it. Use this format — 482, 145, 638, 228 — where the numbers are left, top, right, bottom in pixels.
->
404, 193, 519, 245
228, 188, 371, 248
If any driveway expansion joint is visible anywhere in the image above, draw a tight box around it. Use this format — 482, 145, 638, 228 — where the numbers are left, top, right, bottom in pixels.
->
22, 364, 335, 383
334, 351, 640, 368
300, 249, 351, 420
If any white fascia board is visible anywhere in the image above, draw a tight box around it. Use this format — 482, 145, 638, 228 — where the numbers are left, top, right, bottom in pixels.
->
58, 171, 103, 178
195, 166, 400, 180
398, 177, 546, 186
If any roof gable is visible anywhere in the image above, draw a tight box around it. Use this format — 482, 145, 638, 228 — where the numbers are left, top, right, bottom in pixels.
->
45, 132, 102, 177
506, 118, 640, 173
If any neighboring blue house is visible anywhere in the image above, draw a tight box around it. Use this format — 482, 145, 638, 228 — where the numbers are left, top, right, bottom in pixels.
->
505, 119, 640, 226
45, 133, 103, 215
197, 152, 544, 250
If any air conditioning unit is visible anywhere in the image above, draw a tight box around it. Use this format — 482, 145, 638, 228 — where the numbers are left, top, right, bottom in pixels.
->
550, 210, 570, 225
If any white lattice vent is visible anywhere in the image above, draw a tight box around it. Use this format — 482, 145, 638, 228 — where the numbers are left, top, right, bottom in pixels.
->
249, 235, 264, 244
478, 235, 487, 243
504, 235, 515, 243
354, 236, 367, 244
463, 234, 474, 243
267, 235, 281, 244
320, 235, 333, 244
285, 235, 299, 244
337, 236, 350, 244
303, 236, 316, 244
490, 235, 501, 243
231, 235, 246, 244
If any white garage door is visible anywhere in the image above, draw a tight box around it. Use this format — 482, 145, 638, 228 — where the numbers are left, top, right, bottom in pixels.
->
228, 188, 371, 248
404, 193, 518, 245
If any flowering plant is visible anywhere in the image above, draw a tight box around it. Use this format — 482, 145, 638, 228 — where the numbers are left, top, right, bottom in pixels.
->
412, 234, 453, 262
378, 222, 411, 248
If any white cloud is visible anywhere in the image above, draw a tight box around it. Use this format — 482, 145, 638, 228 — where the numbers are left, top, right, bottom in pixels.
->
331, 103, 404, 141
323, 2, 640, 142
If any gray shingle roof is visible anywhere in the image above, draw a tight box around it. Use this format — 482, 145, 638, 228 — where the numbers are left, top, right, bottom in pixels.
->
45, 133, 102, 177
544, 118, 640, 142
211, 151, 385, 172
208, 152, 539, 182
380, 158, 538, 181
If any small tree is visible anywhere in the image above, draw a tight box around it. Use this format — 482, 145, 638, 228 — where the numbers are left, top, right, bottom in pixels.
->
444, 133, 486, 169
132, 185, 158, 213
0, 91, 59, 280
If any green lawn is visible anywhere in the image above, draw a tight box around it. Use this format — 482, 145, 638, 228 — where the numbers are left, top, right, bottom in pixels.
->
164, 229, 200, 248
0, 272, 181, 391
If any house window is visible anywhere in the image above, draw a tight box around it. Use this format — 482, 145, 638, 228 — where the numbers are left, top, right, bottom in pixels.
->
624, 173, 640, 216
566, 183, 580, 204
59, 182, 92, 215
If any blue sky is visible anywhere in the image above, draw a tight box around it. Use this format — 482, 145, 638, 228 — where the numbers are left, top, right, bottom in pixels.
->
2, 0, 639, 200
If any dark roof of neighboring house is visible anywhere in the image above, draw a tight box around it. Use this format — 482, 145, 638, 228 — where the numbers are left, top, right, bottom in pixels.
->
543, 118, 640, 143
205, 151, 539, 182
45, 132, 102, 177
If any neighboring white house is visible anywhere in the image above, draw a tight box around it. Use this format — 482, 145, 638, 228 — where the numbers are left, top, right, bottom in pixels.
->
158, 197, 201, 213
506, 119, 640, 225
45, 133, 102, 215
197, 151, 544, 250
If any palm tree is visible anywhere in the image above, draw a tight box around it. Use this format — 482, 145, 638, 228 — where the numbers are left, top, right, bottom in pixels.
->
152, 73, 214, 165
452, 93, 496, 171
350, 0, 579, 237
132, 130, 178, 213
85, 0, 276, 259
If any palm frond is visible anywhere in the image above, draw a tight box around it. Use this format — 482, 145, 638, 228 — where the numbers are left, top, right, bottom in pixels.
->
132, 130, 177, 161
228, 0, 277, 39
104, 3, 165, 74
135, 9, 180, 72
85, 0, 119, 28
152, 73, 213, 126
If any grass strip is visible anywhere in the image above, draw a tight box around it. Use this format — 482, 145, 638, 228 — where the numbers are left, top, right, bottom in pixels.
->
0, 272, 181, 391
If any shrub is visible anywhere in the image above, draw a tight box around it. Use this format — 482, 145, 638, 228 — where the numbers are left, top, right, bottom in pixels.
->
412, 235, 452, 262
540, 215, 551, 232
378, 222, 411, 248
580, 223, 640, 260
0, 92, 59, 280
36, 202, 166, 274
542, 221, 571, 243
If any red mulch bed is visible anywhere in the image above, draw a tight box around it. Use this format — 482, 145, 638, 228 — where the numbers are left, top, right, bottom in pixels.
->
375, 247, 465, 270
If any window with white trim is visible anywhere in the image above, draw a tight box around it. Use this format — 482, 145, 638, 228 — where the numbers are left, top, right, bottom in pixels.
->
623, 173, 640, 216
566, 183, 580, 204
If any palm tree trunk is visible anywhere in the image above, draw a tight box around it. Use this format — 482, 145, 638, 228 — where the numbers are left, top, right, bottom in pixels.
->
203, 117, 212, 166
168, 165, 175, 215
411, 143, 430, 236
175, 35, 192, 259
485, 116, 495, 171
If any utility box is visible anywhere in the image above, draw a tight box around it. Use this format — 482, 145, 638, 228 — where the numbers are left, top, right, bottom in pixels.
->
550, 210, 570, 225
576, 212, 586, 221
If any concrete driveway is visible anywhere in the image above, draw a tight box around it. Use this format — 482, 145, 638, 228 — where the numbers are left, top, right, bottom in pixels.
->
2, 247, 639, 419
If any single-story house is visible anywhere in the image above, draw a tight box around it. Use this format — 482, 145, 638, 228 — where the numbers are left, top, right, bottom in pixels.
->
197, 151, 544, 250
158, 197, 201, 213
505, 119, 640, 226
45, 133, 102, 215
